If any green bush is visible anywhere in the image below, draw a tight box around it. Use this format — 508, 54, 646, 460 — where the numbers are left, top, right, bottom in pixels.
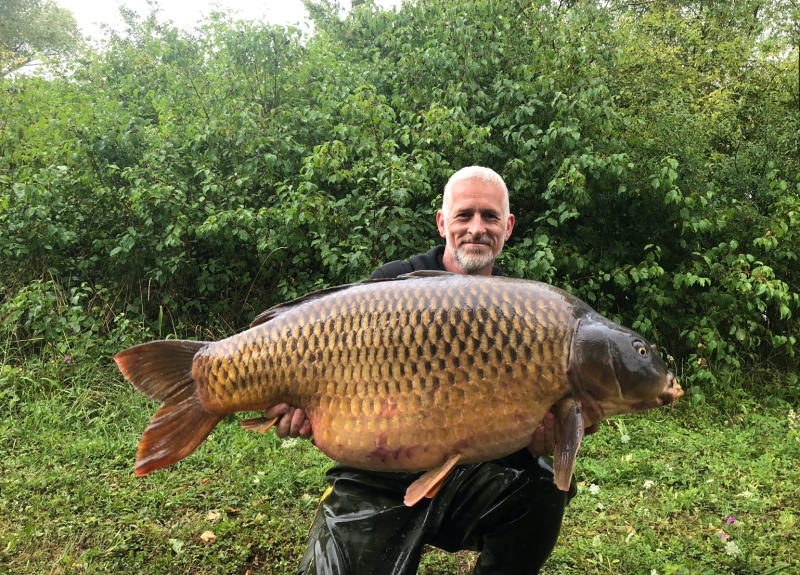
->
0, 0, 797, 402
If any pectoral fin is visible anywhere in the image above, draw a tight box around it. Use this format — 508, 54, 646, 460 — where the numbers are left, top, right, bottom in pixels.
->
553, 398, 584, 491
240, 416, 280, 433
404, 453, 463, 506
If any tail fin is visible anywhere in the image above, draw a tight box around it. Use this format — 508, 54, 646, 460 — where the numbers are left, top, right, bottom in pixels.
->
114, 340, 223, 476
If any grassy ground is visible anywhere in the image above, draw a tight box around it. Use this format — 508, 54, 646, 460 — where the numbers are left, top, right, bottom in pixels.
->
1, 356, 797, 575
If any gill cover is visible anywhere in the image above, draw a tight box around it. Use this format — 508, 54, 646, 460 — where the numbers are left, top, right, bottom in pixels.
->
569, 311, 673, 419
567, 315, 618, 423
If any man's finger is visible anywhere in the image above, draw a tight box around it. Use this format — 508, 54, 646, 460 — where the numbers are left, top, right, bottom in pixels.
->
275, 407, 295, 438
263, 403, 291, 420
289, 407, 307, 437
530, 425, 545, 454
298, 419, 313, 439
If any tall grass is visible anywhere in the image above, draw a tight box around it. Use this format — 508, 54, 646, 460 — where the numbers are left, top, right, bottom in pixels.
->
1, 352, 797, 574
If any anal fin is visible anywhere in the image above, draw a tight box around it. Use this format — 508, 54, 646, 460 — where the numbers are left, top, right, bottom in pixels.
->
404, 453, 463, 507
553, 398, 584, 491
241, 416, 280, 433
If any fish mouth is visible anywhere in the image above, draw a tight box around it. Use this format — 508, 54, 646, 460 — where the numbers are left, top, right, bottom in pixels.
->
629, 372, 683, 412
658, 372, 683, 407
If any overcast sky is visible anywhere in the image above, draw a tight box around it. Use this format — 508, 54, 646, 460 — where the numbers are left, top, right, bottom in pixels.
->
57, 0, 403, 40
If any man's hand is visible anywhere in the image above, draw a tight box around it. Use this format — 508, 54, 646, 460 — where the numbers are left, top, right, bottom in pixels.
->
263, 404, 312, 439
528, 410, 600, 457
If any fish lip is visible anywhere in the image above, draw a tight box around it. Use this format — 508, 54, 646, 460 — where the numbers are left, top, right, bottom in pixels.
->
658, 372, 683, 406
630, 373, 682, 411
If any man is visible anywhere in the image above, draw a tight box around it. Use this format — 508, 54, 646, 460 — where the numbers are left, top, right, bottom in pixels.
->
266, 166, 592, 574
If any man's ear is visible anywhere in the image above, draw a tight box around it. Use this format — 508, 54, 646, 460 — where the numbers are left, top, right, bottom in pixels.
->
505, 213, 516, 240
436, 210, 446, 238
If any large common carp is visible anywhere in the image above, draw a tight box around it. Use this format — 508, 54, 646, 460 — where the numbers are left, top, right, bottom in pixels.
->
115, 271, 682, 505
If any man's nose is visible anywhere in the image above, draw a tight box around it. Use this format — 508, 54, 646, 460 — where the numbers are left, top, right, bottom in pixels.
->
468, 214, 486, 236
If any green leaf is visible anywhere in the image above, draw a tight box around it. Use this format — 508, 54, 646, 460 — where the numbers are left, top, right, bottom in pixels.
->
168, 538, 184, 554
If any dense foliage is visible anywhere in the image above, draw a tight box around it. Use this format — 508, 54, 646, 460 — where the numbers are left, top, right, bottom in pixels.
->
1, 0, 798, 402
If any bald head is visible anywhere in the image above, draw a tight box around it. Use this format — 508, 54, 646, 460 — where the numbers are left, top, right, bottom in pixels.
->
441, 166, 510, 219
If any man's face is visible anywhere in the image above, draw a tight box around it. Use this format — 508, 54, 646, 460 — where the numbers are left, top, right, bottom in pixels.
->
436, 179, 515, 275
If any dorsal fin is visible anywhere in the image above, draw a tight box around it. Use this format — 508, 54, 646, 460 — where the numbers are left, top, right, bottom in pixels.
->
251, 283, 359, 327
249, 274, 431, 328
398, 270, 456, 279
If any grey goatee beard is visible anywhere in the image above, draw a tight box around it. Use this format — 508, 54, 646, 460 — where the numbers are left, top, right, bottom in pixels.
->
449, 238, 500, 274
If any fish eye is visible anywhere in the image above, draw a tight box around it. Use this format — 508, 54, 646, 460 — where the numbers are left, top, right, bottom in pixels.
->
634, 342, 649, 356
